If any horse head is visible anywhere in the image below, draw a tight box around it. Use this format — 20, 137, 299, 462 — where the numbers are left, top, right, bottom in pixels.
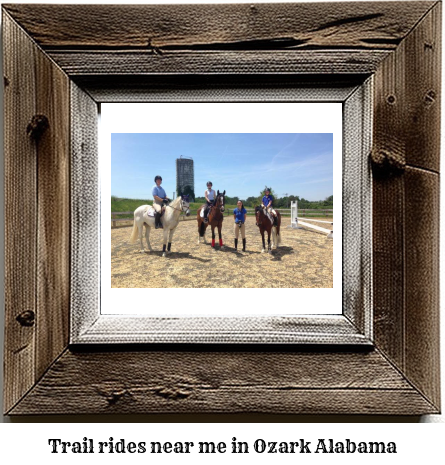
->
181, 194, 191, 216
255, 206, 264, 225
216, 190, 225, 212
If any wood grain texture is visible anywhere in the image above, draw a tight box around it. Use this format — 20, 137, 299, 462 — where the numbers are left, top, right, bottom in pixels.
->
76, 75, 365, 103
35, 44, 71, 380
3, 10, 71, 413
372, 3, 441, 411
75, 316, 370, 345
404, 2, 441, 172
372, 38, 406, 368
70, 83, 99, 337
342, 81, 372, 336
2, 2, 435, 50
404, 168, 440, 408
8, 349, 437, 415
46, 50, 391, 76
3, 12, 37, 414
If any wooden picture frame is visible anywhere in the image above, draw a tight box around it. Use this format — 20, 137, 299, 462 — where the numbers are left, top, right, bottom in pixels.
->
3, 2, 440, 415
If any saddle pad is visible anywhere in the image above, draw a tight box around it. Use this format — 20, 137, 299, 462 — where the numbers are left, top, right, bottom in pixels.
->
145, 206, 156, 217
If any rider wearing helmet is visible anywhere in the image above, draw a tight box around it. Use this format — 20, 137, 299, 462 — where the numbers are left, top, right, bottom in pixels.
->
261, 188, 277, 224
152, 175, 169, 229
203, 181, 216, 223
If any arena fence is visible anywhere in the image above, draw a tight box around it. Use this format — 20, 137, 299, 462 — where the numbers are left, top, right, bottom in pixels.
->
111, 207, 333, 228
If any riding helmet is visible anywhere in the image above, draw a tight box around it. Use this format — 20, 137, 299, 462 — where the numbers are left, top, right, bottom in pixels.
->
154, 175, 162, 182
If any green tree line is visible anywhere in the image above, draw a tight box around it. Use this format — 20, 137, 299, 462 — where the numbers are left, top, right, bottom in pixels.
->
195, 186, 333, 210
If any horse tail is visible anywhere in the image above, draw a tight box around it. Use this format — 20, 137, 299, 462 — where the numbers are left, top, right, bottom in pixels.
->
129, 219, 139, 243
274, 226, 281, 245
275, 213, 281, 245
199, 220, 206, 237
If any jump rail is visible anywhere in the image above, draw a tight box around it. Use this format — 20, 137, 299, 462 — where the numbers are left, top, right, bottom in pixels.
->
290, 201, 333, 238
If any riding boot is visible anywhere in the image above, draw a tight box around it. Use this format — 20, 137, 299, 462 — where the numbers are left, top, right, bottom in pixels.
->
242, 238, 246, 252
234, 238, 238, 251
155, 212, 162, 229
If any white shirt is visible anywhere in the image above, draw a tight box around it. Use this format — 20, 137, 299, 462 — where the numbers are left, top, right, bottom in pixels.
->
206, 189, 215, 201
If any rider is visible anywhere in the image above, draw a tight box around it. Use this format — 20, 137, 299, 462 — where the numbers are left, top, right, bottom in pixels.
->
233, 200, 247, 252
152, 175, 169, 229
261, 188, 277, 224
203, 181, 216, 223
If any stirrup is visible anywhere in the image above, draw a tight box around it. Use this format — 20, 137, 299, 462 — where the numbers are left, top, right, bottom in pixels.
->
204, 217, 208, 223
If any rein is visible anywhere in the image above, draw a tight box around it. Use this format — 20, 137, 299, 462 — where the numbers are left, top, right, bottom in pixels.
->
166, 200, 188, 213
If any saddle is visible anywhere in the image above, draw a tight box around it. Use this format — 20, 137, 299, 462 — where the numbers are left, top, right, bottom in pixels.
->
263, 207, 274, 225
146, 205, 165, 218
200, 203, 213, 218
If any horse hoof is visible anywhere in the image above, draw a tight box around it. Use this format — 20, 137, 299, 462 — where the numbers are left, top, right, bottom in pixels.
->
162, 252, 166, 257
261, 249, 265, 253
140, 249, 145, 253
220, 246, 225, 250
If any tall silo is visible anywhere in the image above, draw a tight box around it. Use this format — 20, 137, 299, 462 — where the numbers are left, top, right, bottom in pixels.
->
176, 156, 194, 199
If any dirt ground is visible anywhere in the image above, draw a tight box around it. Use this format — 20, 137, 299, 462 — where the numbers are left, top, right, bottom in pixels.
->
111, 217, 333, 288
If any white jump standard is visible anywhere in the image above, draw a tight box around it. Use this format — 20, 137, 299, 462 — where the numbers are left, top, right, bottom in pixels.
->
290, 201, 333, 238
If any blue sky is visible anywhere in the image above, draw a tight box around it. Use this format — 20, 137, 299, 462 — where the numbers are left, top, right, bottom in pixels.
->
111, 133, 333, 201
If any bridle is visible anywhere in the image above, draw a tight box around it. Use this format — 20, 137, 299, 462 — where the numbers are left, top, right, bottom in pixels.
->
255, 207, 265, 226
215, 193, 225, 212
166, 197, 190, 215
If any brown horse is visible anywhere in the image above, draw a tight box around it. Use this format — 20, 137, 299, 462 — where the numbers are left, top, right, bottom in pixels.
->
255, 206, 281, 253
197, 190, 226, 248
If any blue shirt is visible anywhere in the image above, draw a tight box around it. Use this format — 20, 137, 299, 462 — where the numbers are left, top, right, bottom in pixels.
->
262, 194, 273, 207
152, 185, 166, 199
233, 207, 247, 223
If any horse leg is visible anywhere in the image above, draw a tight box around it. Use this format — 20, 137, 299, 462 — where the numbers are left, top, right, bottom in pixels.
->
261, 230, 266, 253
211, 226, 216, 248
162, 228, 168, 257
167, 228, 175, 253
267, 230, 272, 253
145, 225, 153, 252
138, 224, 145, 253
218, 223, 224, 249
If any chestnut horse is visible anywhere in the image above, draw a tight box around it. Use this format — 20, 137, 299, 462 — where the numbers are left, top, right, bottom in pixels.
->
255, 206, 281, 253
197, 190, 226, 249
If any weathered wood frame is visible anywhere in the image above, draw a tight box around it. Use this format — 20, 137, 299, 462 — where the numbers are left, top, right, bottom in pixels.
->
72, 83, 372, 346
3, 2, 441, 415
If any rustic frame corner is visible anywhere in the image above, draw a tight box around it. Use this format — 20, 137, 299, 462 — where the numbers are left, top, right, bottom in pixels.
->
3, 2, 441, 416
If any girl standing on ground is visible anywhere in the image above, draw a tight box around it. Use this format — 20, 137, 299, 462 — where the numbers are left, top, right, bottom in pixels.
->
233, 200, 247, 252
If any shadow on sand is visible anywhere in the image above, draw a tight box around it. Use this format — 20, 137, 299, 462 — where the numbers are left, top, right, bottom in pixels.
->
159, 251, 211, 263
269, 246, 294, 261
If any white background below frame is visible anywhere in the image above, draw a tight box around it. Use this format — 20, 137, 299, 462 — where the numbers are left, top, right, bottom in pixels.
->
100, 102, 342, 316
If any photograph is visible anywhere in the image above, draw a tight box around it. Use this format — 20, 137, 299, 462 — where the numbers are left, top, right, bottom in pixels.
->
100, 102, 342, 318
110, 132, 335, 290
